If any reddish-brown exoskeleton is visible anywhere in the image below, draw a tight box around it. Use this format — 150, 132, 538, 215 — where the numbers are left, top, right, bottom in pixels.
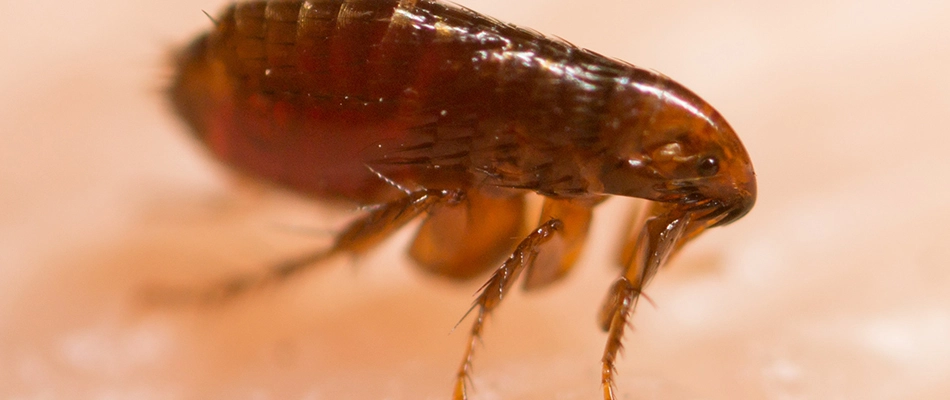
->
167, 0, 756, 398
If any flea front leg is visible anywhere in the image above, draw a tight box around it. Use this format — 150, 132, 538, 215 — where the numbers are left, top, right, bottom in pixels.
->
599, 277, 639, 400
599, 203, 693, 400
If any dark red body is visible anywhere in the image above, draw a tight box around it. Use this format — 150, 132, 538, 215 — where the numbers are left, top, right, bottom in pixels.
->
170, 0, 722, 204
167, 2, 756, 398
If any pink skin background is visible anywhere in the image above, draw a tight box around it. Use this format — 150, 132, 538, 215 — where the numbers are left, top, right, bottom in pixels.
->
2, 0, 949, 399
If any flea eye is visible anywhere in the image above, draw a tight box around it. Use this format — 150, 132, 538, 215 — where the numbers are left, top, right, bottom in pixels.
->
697, 157, 719, 177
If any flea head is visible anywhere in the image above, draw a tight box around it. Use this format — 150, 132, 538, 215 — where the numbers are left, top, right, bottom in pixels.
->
599, 69, 756, 226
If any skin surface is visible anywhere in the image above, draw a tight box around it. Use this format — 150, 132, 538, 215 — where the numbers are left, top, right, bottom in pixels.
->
2, 0, 949, 399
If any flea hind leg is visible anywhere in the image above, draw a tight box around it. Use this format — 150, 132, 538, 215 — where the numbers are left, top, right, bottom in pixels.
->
454, 197, 596, 400
146, 189, 463, 305
410, 190, 526, 280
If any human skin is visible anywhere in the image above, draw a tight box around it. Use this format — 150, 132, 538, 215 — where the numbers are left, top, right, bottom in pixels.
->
2, 0, 949, 399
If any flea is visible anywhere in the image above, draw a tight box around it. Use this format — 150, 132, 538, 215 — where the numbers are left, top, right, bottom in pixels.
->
166, 1, 756, 398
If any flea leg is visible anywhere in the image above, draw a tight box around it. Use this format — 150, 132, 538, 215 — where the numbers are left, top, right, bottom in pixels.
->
522, 197, 596, 289
146, 189, 462, 305
453, 197, 596, 399
598, 203, 693, 400
410, 190, 526, 280
453, 218, 562, 399
599, 277, 639, 400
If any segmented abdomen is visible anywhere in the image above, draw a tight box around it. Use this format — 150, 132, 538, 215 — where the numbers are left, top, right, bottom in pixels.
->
172, 0, 636, 201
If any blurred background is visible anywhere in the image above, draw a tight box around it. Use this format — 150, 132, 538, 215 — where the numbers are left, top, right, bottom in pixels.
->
2, 0, 948, 399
